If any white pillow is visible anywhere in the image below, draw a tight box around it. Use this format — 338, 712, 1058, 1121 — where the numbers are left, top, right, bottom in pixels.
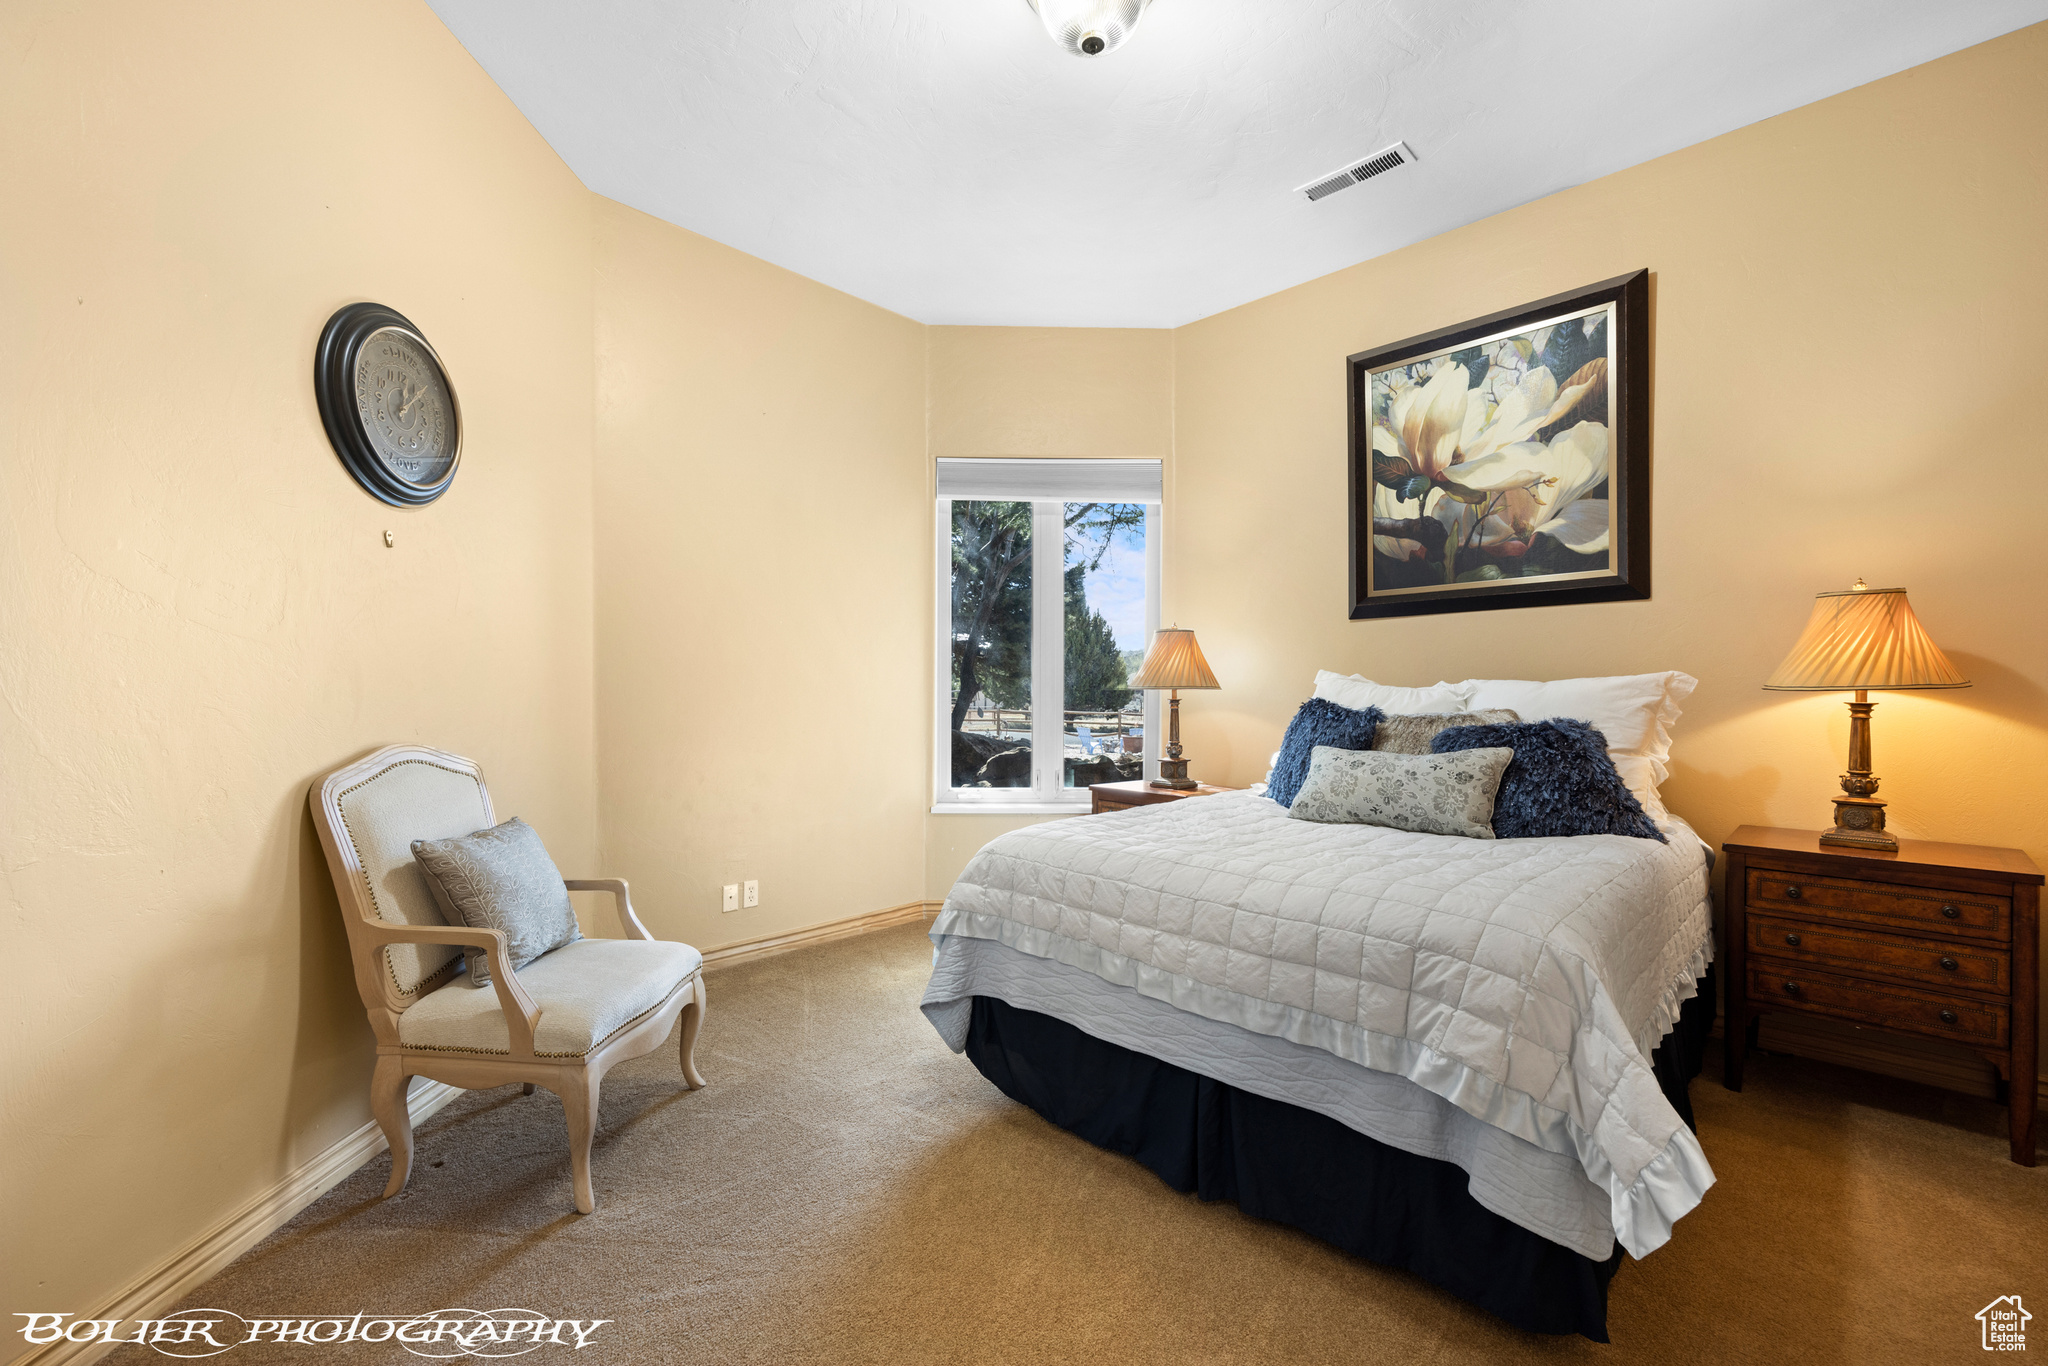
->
1459, 672, 1696, 809
1610, 755, 1672, 823
1312, 671, 1474, 716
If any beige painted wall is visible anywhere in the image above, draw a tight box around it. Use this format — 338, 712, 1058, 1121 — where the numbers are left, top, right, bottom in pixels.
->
8, 1, 2043, 1335
1, 0, 598, 1336
1170, 26, 2048, 1068
592, 200, 929, 950
924, 327, 1175, 897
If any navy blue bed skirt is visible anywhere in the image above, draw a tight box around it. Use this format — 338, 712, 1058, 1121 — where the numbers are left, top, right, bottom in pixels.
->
962, 965, 1714, 1342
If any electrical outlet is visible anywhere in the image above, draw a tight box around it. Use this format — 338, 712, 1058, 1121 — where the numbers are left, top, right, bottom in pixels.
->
743, 879, 759, 908
721, 883, 739, 913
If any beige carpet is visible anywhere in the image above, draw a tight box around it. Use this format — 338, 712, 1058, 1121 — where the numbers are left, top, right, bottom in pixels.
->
122, 921, 2043, 1365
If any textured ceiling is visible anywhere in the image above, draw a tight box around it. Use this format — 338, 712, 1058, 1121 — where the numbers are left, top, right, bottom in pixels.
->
427, 0, 2047, 327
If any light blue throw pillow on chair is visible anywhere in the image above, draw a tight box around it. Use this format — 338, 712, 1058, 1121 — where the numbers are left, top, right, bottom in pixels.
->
411, 817, 582, 985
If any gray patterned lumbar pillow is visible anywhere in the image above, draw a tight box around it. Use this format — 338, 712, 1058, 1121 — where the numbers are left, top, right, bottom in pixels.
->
1371, 708, 1521, 755
411, 818, 581, 986
1287, 744, 1514, 839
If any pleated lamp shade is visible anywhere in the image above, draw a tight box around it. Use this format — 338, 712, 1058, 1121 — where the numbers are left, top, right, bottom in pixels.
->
1132, 628, 1220, 690
1763, 584, 1970, 691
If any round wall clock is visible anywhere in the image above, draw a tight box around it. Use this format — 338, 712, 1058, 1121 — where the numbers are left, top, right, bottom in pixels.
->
314, 303, 462, 506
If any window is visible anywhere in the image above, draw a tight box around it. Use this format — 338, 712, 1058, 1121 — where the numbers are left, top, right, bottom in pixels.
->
934, 460, 1162, 811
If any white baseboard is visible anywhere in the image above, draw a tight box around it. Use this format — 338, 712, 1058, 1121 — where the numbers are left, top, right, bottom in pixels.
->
10, 1079, 462, 1366
701, 900, 941, 971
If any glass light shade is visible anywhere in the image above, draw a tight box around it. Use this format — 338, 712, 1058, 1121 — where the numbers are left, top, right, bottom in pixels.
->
1762, 583, 1970, 691
1025, 0, 1155, 57
1133, 628, 1219, 690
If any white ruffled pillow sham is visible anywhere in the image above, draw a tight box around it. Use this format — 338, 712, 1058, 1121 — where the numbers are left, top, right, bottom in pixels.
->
1459, 672, 1696, 820
1312, 670, 1472, 715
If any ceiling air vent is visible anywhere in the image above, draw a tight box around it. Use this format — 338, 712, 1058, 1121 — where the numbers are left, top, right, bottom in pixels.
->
1296, 142, 1416, 202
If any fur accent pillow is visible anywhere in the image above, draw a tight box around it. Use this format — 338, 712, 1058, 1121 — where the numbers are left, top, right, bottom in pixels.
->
1459, 673, 1696, 815
1371, 708, 1521, 755
1288, 745, 1514, 839
411, 818, 582, 986
1266, 698, 1384, 808
1431, 719, 1665, 842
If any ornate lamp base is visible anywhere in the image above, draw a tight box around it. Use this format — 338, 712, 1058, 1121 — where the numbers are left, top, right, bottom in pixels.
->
1148, 691, 1199, 789
1820, 795, 1897, 851
1818, 692, 1899, 851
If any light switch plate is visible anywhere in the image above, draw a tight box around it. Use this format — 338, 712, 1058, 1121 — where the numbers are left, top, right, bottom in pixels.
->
721, 883, 739, 913
742, 880, 759, 908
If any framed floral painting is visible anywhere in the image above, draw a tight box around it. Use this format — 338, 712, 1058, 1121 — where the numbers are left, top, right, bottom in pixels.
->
1347, 270, 1650, 618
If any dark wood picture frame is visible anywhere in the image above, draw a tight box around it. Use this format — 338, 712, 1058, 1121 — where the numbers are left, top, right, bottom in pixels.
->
1347, 269, 1649, 619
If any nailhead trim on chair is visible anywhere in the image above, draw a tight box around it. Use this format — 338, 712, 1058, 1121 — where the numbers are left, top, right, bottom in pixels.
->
400, 970, 700, 1059
336, 757, 488, 1000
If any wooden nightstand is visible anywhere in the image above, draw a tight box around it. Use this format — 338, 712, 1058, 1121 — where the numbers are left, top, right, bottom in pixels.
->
1722, 825, 2042, 1165
1089, 779, 1237, 815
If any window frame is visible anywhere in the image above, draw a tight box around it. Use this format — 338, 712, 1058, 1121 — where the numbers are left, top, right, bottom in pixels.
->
932, 496, 1160, 815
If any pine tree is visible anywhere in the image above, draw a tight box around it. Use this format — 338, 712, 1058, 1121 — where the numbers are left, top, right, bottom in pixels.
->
1064, 563, 1134, 712
949, 500, 1144, 729
948, 501, 1033, 730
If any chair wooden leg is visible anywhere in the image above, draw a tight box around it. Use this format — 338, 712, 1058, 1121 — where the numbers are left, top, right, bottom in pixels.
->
370, 1056, 414, 1199
559, 1068, 602, 1214
679, 974, 708, 1090
522, 1082, 536, 1096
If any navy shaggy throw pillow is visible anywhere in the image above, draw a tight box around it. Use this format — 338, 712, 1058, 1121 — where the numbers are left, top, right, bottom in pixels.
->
1267, 699, 1384, 808
1431, 718, 1665, 842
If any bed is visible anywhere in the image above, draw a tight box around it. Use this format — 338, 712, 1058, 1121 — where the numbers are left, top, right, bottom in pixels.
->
920, 788, 1716, 1341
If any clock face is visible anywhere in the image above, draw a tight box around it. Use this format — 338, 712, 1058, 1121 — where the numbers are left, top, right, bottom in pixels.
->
353, 327, 455, 488
316, 303, 462, 506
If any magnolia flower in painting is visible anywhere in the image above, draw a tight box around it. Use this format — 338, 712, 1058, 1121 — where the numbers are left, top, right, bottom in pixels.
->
1467, 421, 1611, 556
1457, 358, 1604, 466
1374, 363, 1472, 483
1373, 359, 1606, 504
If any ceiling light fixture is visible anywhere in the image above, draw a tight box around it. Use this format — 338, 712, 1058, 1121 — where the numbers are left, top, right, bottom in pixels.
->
1025, 0, 1155, 57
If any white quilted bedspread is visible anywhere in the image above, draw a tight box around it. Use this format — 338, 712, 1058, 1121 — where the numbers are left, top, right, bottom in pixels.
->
929, 790, 1716, 1258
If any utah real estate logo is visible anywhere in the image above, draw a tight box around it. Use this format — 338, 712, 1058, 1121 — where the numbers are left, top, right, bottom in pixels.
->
1978, 1296, 2030, 1352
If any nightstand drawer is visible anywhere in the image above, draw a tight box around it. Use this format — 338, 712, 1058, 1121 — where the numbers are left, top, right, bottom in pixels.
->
1746, 959, 2009, 1047
1749, 915, 2011, 994
1748, 869, 2009, 942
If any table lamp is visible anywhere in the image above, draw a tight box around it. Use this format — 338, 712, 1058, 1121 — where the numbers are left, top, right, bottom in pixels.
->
1762, 579, 1970, 850
1132, 627, 1220, 790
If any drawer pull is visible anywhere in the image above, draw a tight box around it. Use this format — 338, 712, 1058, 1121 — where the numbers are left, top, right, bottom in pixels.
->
1939, 1009, 1959, 1025
1939, 956, 1959, 972
1782, 980, 1802, 995
1784, 885, 1802, 900
1941, 904, 1960, 919
1784, 932, 1802, 947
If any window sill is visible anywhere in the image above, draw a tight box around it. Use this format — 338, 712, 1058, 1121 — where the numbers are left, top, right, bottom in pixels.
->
930, 801, 1091, 817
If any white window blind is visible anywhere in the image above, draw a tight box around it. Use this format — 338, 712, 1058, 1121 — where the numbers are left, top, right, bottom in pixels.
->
935, 458, 1161, 503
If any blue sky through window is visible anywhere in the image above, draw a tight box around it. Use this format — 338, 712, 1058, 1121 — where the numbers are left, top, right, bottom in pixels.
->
1070, 509, 1146, 652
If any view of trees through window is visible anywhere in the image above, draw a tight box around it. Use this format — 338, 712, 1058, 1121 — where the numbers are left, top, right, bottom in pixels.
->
949, 500, 1148, 791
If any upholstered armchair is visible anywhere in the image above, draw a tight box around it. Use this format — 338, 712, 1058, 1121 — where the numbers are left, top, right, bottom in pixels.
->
310, 744, 705, 1214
